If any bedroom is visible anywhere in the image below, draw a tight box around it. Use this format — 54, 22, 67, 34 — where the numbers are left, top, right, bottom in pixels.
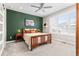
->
0, 3, 77, 56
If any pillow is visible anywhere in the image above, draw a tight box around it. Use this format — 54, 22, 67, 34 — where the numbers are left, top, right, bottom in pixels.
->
25, 30, 31, 33
30, 29, 37, 33
31, 30, 35, 33
23, 28, 37, 33
23, 29, 31, 33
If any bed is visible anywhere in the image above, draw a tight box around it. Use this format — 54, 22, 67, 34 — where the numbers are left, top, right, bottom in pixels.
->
23, 29, 52, 51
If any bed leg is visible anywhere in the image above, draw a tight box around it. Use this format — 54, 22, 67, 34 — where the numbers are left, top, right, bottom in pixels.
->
30, 49, 32, 51
49, 40, 51, 44
30, 47, 32, 51
49, 34, 52, 44
30, 38, 32, 51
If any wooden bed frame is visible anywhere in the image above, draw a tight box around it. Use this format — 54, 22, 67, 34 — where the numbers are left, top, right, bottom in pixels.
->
22, 29, 52, 51
30, 34, 52, 51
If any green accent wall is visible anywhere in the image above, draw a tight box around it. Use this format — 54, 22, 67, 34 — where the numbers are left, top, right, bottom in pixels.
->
7, 9, 43, 41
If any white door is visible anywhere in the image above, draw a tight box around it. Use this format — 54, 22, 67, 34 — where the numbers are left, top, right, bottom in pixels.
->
0, 4, 6, 56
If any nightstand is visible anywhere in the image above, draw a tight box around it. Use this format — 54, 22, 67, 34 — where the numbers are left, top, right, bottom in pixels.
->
15, 33, 23, 42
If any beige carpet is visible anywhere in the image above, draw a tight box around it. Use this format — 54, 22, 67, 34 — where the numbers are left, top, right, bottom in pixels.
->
2, 40, 75, 56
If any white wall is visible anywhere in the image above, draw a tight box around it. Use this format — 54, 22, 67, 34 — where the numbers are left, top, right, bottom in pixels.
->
0, 4, 6, 56
43, 5, 76, 45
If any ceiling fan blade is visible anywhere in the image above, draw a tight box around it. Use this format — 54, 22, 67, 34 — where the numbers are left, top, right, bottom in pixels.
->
40, 3, 44, 8
31, 5, 40, 8
40, 3, 44, 6
35, 8, 41, 12
35, 3, 44, 12
44, 6, 52, 8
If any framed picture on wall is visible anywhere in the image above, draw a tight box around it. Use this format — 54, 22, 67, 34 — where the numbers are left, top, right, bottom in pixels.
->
24, 19, 34, 26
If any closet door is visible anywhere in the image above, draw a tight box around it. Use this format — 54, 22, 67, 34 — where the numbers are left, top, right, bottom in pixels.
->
76, 3, 79, 56
0, 4, 6, 55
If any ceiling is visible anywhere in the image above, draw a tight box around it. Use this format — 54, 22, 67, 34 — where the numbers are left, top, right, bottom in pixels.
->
4, 3, 75, 17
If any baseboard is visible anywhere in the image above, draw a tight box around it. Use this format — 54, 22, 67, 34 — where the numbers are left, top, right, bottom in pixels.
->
6, 40, 15, 43
0, 43, 5, 56
54, 39, 75, 46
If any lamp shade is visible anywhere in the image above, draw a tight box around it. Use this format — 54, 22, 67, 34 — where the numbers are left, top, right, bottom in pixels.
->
17, 29, 21, 32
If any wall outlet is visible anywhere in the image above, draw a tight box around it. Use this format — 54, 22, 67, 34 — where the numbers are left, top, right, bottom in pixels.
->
10, 36, 12, 39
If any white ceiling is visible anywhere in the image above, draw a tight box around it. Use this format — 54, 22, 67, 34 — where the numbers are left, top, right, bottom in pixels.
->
4, 3, 75, 17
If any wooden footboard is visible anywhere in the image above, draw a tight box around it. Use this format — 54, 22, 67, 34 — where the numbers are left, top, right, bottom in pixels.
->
30, 34, 52, 51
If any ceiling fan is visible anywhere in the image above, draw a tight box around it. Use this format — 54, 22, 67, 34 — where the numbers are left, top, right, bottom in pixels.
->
31, 3, 52, 12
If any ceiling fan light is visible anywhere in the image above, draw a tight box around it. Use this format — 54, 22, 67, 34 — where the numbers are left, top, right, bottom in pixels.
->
44, 6, 52, 8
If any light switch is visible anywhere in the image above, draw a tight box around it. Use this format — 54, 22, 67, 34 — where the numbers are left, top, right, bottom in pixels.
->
10, 36, 12, 39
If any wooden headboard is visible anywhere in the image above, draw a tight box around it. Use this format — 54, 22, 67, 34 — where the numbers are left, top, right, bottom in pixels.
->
23, 29, 37, 33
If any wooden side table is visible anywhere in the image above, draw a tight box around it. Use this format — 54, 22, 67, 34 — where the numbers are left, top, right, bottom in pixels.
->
15, 33, 23, 42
